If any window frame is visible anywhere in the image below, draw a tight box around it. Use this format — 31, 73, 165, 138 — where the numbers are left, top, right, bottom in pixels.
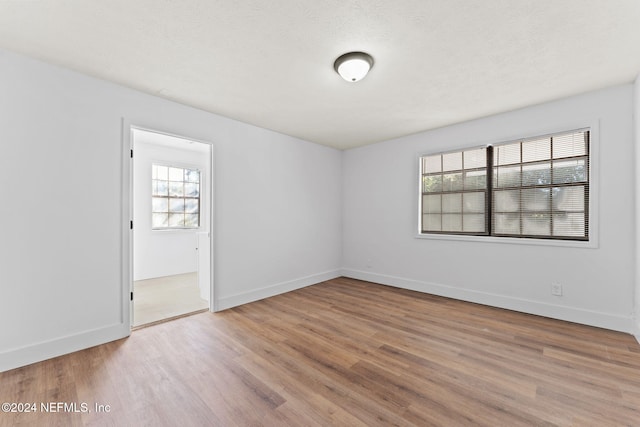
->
420, 146, 490, 237
416, 121, 599, 248
151, 162, 202, 231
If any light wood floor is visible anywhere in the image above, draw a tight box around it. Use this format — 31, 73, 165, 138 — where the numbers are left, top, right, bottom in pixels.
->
2, 277, 640, 426
133, 272, 208, 327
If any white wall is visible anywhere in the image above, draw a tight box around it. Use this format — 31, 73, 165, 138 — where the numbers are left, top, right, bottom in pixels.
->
635, 74, 640, 339
0, 48, 342, 372
343, 84, 636, 333
133, 135, 210, 281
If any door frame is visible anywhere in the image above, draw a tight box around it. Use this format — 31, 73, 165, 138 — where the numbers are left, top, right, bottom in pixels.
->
121, 119, 216, 331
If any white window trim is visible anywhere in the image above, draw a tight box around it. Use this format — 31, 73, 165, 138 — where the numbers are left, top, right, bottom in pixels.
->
414, 120, 600, 249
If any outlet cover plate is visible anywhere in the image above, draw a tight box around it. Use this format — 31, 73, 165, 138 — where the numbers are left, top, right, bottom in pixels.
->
551, 283, 563, 296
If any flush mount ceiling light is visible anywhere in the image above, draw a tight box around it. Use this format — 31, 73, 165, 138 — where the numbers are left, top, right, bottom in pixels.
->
334, 51, 374, 82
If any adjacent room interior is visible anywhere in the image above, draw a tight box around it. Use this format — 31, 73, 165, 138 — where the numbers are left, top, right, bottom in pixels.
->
1, 1, 640, 425
131, 128, 212, 327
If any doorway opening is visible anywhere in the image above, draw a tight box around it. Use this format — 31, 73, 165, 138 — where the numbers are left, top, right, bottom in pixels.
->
130, 128, 213, 328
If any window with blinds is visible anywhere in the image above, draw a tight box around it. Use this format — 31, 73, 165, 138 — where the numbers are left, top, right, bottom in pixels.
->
421, 147, 488, 235
420, 129, 590, 241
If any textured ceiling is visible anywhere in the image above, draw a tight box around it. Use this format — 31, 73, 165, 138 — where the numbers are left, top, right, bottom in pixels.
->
1, 1, 639, 150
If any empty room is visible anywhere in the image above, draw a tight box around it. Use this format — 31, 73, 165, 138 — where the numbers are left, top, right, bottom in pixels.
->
1, 1, 640, 426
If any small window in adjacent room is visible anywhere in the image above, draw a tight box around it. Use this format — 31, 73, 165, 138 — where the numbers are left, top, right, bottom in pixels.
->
419, 129, 590, 241
151, 164, 200, 229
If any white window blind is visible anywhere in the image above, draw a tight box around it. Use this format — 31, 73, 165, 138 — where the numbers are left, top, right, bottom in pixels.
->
419, 129, 589, 241
492, 130, 589, 239
421, 147, 488, 234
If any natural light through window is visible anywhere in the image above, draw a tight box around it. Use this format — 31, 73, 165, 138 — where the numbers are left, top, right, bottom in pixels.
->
152, 164, 200, 229
419, 129, 590, 241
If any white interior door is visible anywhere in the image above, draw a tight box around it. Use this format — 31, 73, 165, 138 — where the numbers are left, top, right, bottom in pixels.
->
196, 231, 211, 302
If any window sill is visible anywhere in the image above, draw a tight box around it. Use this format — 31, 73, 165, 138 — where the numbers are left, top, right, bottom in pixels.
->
151, 228, 201, 234
414, 232, 598, 249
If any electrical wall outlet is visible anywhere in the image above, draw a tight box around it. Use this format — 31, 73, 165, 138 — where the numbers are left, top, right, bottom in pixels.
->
551, 283, 563, 296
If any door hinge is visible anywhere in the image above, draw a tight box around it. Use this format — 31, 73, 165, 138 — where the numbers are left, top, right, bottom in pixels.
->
130, 292, 133, 301
130, 220, 133, 230
130, 149, 133, 158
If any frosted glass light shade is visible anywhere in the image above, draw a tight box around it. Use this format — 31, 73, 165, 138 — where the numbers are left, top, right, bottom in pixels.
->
334, 52, 374, 82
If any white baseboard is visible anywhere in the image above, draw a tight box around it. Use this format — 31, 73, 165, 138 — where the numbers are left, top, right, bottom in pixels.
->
3, 269, 632, 373
216, 269, 341, 311
341, 269, 634, 334
0, 270, 340, 373
0, 323, 129, 373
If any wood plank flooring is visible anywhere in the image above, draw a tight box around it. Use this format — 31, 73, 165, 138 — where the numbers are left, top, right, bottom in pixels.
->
1, 277, 640, 426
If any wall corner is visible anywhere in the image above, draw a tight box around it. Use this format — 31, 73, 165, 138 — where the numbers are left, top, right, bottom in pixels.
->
634, 73, 640, 340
